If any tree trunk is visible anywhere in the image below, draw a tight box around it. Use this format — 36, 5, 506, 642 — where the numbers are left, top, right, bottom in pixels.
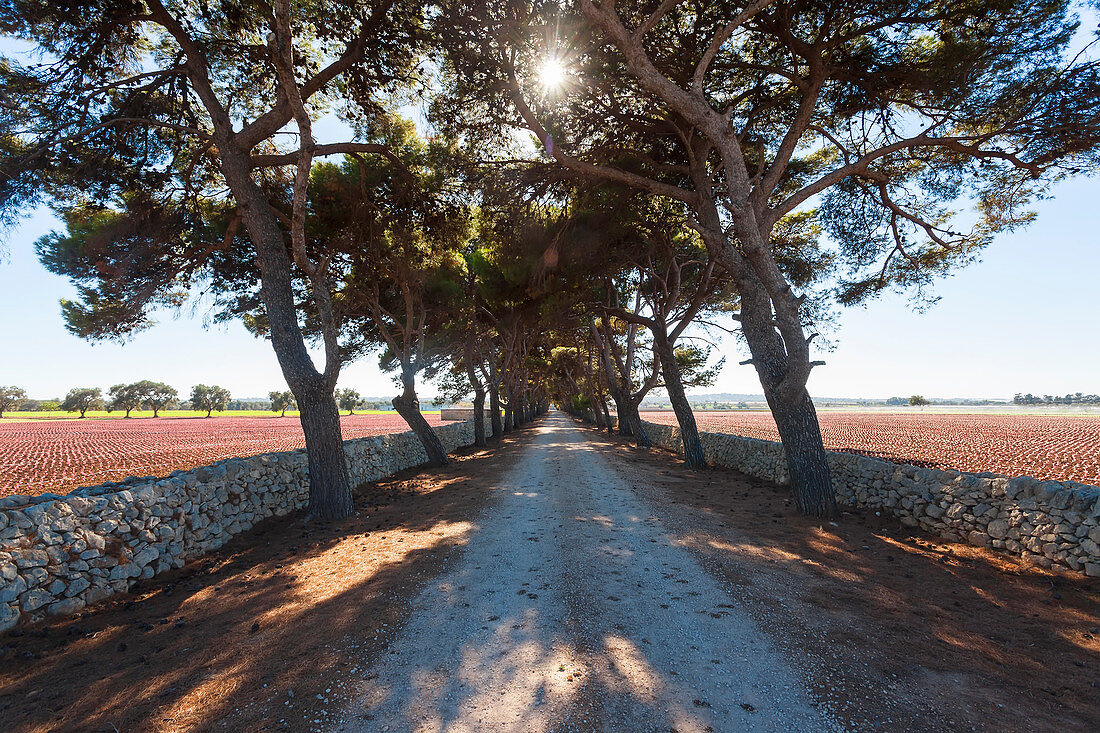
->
589, 397, 605, 428
767, 389, 836, 516
472, 388, 487, 447
298, 386, 354, 519
622, 399, 650, 447
489, 387, 503, 437
610, 391, 632, 436
738, 276, 838, 518
503, 390, 515, 431
218, 151, 352, 519
392, 368, 448, 467
691, 199, 836, 518
653, 329, 706, 468
598, 393, 613, 434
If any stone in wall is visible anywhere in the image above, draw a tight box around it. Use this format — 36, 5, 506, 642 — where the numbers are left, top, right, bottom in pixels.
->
0, 420, 477, 631
639, 419, 1100, 576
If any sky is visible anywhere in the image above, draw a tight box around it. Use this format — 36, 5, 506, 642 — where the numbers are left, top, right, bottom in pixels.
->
2, 19, 1099, 403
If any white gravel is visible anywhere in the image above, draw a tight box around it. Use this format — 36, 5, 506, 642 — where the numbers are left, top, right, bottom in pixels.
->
336, 412, 837, 732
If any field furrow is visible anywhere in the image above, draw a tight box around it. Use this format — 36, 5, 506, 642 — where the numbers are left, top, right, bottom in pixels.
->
0, 414, 447, 497
641, 411, 1100, 486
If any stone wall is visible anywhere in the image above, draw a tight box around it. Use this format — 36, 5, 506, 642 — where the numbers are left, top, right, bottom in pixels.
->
640, 420, 1100, 576
0, 420, 476, 631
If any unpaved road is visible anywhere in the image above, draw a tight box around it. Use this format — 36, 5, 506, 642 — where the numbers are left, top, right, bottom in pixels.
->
338, 412, 837, 732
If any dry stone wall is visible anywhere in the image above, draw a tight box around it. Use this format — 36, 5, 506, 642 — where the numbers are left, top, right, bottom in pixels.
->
0, 420, 476, 631
641, 420, 1100, 576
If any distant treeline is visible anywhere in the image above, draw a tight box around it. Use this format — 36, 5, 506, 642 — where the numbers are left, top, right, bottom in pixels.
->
0, 383, 401, 417
1013, 393, 1100, 405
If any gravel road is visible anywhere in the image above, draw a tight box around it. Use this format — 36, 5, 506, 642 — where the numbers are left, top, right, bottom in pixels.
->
337, 412, 837, 732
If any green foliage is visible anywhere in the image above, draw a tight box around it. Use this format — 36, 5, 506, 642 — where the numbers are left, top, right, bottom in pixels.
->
108, 382, 144, 417
138, 381, 179, 416
190, 384, 231, 417
909, 395, 930, 407
61, 387, 103, 417
3, 0, 430, 351
106, 380, 178, 416
0, 385, 27, 417
673, 345, 724, 390
269, 390, 297, 416
436, 0, 1100, 309
336, 388, 363, 414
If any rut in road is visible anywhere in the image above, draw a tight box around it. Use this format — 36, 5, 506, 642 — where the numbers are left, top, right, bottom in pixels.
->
337, 412, 835, 732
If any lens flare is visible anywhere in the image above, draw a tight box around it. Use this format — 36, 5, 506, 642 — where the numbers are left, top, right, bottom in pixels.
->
540, 56, 567, 91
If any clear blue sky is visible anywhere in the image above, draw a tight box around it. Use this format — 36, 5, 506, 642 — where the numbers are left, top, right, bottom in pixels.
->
2, 176, 1097, 402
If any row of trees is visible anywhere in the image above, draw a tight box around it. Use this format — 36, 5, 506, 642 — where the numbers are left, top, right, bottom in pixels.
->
1014, 393, 1100, 405
4, 383, 413, 419
4, 1, 1097, 519
885, 396, 930, 407
8, 384, 232, 418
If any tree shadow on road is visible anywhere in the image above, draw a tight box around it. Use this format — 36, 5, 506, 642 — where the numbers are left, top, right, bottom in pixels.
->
0, 426, 542, 732
585, 422, 1100, 732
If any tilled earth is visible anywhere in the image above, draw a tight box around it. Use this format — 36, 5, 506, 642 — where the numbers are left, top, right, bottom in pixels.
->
1, 413, 1097, 732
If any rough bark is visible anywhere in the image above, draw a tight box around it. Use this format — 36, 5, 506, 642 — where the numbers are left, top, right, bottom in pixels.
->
652, 328, 706, 469
392, 368, 448, 467
736, 273, 838, 518
610, 391, 632, 436
620, 398, 650, 447
472, 388, 487, 447
218, 151, 353, 519
489, 387, 503, 437
689, 189, 837, 518
768, 388, 836, 516
463, 340, 488, 447
297, 386, 354, 519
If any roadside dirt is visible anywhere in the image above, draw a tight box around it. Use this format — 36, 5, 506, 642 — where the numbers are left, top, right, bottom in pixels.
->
585, 422, 1100, 732
0, 428, 537, 732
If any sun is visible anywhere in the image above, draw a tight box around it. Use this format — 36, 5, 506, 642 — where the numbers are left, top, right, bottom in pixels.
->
539, 56, 567, 91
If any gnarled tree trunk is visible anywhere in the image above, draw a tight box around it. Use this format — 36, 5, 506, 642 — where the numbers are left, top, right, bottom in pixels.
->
652, 326, 706, 468
392, 367, 448, 467
471, 388, 487, 447
694, 198, 837, 518
219, 152, 352, 519
489, 387, 503, 437
297, 386, 353, 518
621, 398, 650, 447
737, 270, 837, 518
610, 391, 632, 436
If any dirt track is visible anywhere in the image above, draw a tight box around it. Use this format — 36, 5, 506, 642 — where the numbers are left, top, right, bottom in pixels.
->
338, 412, 832, 732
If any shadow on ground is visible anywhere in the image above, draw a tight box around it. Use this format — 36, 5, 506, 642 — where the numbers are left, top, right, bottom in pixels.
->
584, 420, 1100, 732
0, 425, 542, 732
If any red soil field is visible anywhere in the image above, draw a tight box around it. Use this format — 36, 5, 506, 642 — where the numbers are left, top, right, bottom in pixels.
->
641, 411, 1100, 486
0, 414, 447, 497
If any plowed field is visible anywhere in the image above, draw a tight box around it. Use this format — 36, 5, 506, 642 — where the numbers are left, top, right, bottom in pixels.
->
641, 411, 1100, 485
0, 414, 447, 497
